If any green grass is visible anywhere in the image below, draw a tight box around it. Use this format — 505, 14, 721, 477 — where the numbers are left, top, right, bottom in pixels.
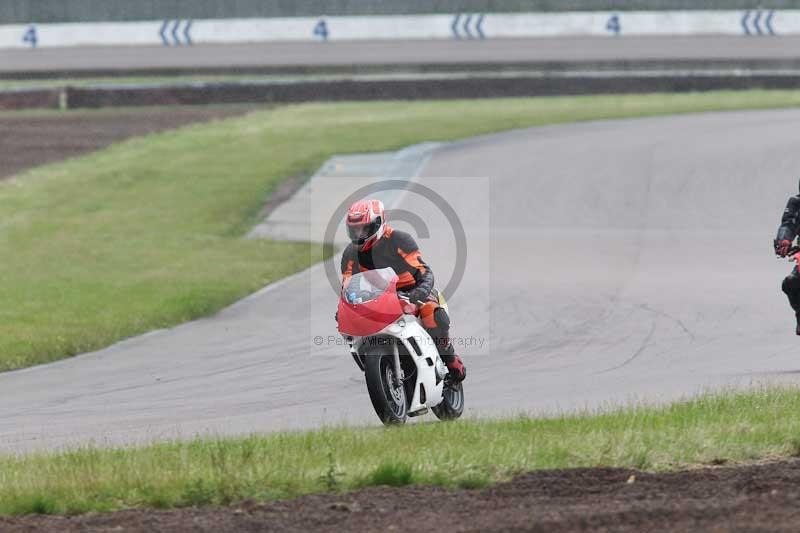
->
5, 90, 800, 371
2, 388, 800, 515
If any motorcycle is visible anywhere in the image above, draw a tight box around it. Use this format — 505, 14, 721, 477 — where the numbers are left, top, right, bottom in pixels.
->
337, 267, 464, 425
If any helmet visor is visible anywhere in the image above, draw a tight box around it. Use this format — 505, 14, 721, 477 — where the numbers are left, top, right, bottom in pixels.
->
347, 218, 381, 244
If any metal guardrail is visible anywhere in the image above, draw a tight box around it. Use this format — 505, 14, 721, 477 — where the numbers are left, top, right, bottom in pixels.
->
4, 69, 800, 111
2, 1, 799, 24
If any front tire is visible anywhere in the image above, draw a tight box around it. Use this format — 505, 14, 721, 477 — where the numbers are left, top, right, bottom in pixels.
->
364, 346, 408, 425
432, 381, 464, 421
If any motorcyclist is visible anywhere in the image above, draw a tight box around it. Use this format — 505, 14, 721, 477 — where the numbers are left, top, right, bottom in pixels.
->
339, 199, 466, 382
775, 179, 800, 334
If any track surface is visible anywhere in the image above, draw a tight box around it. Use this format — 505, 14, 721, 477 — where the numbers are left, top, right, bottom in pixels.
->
1, 109, 799, 453
4, 36, 800, 73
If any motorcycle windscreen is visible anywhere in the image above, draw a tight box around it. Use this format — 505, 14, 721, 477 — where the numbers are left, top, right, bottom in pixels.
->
338, 267, 403, 336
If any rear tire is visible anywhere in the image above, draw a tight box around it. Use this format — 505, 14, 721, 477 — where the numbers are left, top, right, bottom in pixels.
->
364, 346, 408, 425
432, 381, 464, 421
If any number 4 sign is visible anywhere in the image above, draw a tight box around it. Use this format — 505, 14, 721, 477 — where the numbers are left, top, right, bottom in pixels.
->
22, 25, 38, 48
606, 15, 621, 36
313, 19, 329, 41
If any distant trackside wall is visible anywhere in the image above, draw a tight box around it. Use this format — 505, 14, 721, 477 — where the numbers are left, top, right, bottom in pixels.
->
3, 1, 800, 24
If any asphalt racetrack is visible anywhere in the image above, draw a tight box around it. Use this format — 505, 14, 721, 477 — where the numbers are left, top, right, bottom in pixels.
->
4, 36, 800, 73
1, 109, 799, 453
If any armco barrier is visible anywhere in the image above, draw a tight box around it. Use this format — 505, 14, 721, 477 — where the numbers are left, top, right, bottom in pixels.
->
0, 88, 61, 110
7, 72, 800, 110
7, 58, 800, 80
0, 11, 798, 50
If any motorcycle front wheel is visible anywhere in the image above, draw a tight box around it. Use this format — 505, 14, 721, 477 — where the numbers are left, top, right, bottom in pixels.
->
364, 346, 408, 425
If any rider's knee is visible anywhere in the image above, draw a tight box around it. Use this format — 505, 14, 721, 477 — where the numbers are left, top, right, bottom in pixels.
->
433, 307, 450, 330
421, 305, 450, 337
419, 302, 438, 329
784, 276, 800, 293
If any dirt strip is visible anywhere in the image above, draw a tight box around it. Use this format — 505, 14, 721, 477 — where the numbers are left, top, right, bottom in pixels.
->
2, 460, 799, 532
0, 106, 257, 179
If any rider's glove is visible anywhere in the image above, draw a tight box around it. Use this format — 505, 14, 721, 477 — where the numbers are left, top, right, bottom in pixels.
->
407, 287, 430, 305
776, 239, 792, 257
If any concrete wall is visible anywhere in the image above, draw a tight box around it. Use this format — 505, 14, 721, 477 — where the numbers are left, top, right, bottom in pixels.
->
0, 10, 791, 50
4, 1, 800, 24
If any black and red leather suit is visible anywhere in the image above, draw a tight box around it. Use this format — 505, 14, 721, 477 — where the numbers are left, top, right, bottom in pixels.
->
340, 226, 456, 361
776, 191, 800, 316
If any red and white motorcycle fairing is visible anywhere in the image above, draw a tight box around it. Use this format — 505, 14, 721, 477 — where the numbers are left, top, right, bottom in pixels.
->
338, 267, 455, 422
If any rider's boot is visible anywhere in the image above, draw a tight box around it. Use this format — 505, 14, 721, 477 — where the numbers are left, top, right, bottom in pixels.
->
446, 355, 466, 382
795, 312, 800, 336
438, 342, 466, 383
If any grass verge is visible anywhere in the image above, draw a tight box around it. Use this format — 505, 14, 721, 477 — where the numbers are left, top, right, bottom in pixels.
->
2, 388, 800, 515
5, 90, 800, 371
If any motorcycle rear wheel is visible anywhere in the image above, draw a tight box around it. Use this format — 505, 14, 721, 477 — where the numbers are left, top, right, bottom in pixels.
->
364, 347, 408, 425
432, 381, 464, 421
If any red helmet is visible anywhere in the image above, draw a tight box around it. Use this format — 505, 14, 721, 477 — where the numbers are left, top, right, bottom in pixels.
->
346, 199, 385, 251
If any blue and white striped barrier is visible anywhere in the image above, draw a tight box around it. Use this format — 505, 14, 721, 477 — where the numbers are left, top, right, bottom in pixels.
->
1, 11, 797, 50
159, 20, 193, 46
741, 9, 776, 36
